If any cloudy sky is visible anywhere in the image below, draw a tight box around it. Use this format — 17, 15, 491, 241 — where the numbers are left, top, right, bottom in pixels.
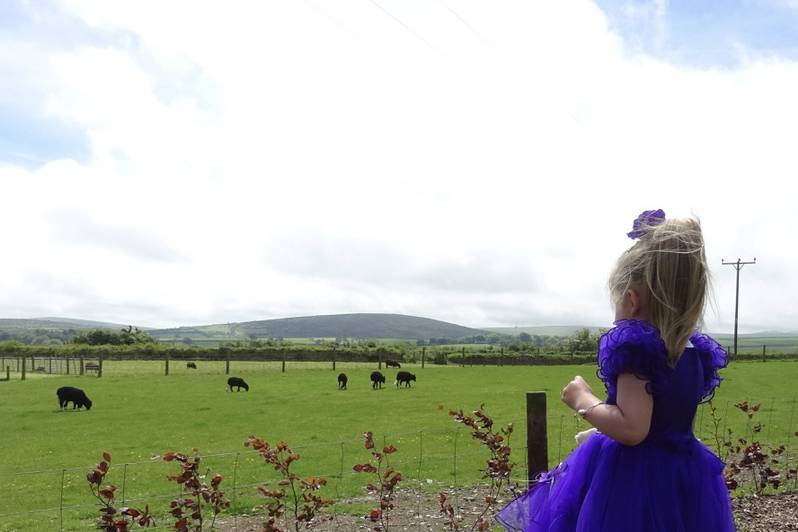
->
1, 0, 797, 332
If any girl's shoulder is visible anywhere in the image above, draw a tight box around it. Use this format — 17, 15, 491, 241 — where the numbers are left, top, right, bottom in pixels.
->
688, 331, 728, 402
596, 319, 670, 396
595, 320, 729, 401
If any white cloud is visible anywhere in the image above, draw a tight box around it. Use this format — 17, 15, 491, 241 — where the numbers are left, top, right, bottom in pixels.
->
0, 0, 796, 332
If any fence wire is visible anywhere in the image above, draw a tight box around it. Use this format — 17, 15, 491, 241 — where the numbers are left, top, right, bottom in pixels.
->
1, 398, 797, 531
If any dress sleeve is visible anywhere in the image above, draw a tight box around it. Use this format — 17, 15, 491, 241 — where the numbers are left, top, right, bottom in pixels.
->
596, 320, 669, 400
689, 332, 728, 402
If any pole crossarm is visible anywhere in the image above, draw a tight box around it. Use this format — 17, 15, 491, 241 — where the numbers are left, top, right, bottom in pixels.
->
721, 257, 757, 360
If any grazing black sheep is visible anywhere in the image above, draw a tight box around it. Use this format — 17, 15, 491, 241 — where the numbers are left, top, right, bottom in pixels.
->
187, 362, 197, 369
57, 386, 92, 410
338, 373, 348, 390
370, 371, 386, 389
385, 360, 401, 368
395, 371, 416, 388
227, 377, 249, 392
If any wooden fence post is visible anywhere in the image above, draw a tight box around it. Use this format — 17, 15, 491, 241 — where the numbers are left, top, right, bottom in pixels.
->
165, 356, 170, 376
49, 356, 53, 374
526, 391, 549, 484
66, 357, 70, 375
225, 354, 230, 375
332, 350, 336, 371
282, 352, 286, 373
80, 356, 85, 375
5, 366, 8, 381
762, 344, 766, 363
378, 349, 382, 370
98, 354, 103, 378
461, 347, 465, 367
421, 347, 426, 369
21, 355, 26, 381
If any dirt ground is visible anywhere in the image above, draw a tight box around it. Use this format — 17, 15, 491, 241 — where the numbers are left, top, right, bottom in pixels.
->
215, 488, 798, 531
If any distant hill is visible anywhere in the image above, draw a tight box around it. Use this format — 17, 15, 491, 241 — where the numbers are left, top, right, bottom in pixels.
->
149, 313, 489, 342
0, 317, 133, 331
484, 325, 608, 337
0, 317, 138, 345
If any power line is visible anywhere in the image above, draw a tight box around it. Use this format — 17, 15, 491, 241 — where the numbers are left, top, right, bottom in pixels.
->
721, 257, 756, 360
367, 0, 435, 49
436, 0, 491, 46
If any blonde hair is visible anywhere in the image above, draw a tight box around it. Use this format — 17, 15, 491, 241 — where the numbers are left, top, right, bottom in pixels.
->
608, 217, 709, 365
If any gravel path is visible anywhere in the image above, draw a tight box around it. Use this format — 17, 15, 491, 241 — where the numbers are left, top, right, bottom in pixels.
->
215, 488, 798, 531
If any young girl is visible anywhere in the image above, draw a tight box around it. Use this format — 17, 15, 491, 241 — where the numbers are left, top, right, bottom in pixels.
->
497, 210, 735, 531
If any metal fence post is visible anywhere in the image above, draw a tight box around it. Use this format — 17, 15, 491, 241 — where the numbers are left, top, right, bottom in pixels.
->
337, 442, 344, 499
452, 428, 459, 487
417, 431, 423, 481
122, 463, 128, 505
60, 468, 66, 531
233, 452, 240, 528
526, 391, 548, 483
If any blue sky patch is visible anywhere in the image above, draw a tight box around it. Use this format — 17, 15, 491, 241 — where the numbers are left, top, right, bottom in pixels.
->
596, 0, 798, 67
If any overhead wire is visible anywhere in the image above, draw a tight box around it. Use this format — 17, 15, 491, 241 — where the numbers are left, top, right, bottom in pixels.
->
367, 0, 436, 50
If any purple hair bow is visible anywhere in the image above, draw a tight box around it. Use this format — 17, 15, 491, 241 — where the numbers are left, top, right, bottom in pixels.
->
627, 209, 666, 239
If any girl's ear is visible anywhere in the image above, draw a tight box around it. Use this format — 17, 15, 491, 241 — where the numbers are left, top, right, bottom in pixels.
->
626, 288, 642, 318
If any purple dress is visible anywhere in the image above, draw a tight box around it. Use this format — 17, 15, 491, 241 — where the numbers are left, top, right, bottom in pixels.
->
497, 319, 735, 531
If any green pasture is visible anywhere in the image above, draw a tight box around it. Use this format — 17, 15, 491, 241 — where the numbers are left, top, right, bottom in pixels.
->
0, 360, 797, 530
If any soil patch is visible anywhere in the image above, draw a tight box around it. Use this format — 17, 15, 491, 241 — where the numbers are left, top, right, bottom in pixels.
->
216, 488, 798, 531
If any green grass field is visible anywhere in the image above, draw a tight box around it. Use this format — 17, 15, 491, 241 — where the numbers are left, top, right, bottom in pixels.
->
1, 360, 797, 530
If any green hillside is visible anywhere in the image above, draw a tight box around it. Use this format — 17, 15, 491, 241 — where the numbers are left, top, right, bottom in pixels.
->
0, 318, 135, 345
149, 313, 489, 343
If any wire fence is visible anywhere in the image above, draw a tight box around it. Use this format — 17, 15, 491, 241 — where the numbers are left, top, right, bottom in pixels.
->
1, 397, 797, 531
2, 342, 797, 382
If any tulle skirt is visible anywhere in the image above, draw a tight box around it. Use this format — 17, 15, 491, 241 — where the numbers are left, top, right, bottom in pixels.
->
496, 432, 735, 531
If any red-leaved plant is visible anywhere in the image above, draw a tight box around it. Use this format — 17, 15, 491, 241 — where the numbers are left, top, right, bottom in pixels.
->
440, 404, 516, 531
86, 451, 154, 531
353, 432, 402, 531
162, 449, 230, 531
244, 436, 334, 532
719, 401, 798, 494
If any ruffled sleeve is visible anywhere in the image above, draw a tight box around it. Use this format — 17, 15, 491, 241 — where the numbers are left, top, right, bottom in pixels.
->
689, 332, 728, 402
596, 319, 669, 402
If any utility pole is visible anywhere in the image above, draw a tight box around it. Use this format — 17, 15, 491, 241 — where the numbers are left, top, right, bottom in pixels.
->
721, 257, 756, 359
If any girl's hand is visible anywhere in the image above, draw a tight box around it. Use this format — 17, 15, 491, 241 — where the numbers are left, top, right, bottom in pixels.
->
575, 427, 599, 446
561, 375, 594, 410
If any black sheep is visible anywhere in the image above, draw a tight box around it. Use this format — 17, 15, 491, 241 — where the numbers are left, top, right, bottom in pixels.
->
395, 371, 416, 388
338, 373, 348, 390
57, 386, 92, 410
385, 360, 401, 368
187, 362, 197, 369
227, 377, 249, 392
370, 371, 386, 389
